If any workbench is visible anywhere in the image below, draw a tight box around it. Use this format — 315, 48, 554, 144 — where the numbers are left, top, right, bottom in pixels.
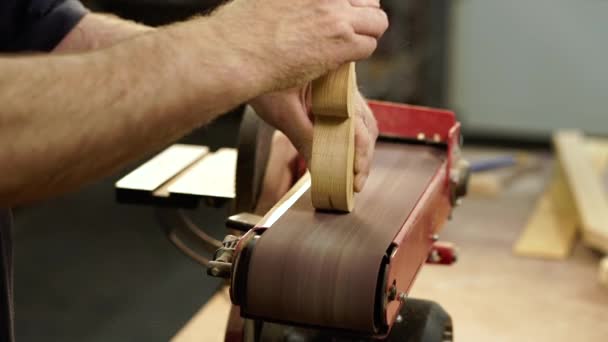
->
170, 147, 608, 342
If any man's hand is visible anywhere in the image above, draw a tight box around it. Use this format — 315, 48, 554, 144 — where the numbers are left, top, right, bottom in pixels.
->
255, 131, 300, 214
251, 86, 378, 192
213, 0, 388, 92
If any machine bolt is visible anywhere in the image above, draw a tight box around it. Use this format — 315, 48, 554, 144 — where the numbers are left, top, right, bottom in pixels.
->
399, 292, 407, 302
210, 267, 221, 277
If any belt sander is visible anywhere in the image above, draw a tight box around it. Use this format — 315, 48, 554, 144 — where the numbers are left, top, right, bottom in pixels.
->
207, 100, 469, 341
115, 98, 468, 340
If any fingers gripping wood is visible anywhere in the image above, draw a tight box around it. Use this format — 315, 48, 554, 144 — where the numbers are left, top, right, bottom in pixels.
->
311, 63, 357, 212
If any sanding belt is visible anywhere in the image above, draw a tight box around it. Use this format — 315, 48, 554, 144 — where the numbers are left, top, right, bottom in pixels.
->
244, 142, 445, 333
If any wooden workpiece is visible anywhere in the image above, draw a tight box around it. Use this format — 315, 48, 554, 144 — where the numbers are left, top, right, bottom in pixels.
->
553, 131, 608, 253
310, 62, 357, 212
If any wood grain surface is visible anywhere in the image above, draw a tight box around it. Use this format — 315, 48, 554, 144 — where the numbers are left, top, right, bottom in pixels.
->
514, 138, 608, 259
553, 131, 608, 253
244, 142, 445, 333
310, 63, 357, 212
513, 166, 579, 259
115, 144, 208, 193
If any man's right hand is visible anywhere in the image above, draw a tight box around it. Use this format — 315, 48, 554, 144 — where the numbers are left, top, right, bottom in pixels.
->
212, 0, 388, 92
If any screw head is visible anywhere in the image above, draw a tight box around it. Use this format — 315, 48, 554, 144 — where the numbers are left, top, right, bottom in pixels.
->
395, 315, 404, 324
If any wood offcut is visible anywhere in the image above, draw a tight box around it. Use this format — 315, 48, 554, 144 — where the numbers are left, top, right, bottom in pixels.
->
515, 134, 608, 259
310, 62, 357, 212
513, 166, 579, 259
554, 131, 608, 253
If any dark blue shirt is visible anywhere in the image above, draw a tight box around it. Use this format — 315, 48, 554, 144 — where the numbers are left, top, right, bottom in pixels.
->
1, 1, 87, 340
0, 0, 87, 52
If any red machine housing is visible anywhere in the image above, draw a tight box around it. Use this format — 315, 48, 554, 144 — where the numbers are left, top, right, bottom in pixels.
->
226, 100, 462, 340
368, 100, 461, 330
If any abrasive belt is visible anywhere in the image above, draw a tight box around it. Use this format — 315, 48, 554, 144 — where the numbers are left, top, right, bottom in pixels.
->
245, 143, 445, 333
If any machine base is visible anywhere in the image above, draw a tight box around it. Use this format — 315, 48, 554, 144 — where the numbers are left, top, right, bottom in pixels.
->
244, 298, 452, 342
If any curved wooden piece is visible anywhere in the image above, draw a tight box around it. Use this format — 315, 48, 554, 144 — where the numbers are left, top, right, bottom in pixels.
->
310, 62, 357, 212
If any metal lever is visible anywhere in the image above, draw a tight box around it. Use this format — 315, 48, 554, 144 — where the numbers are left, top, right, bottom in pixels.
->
226, 212, 263, 232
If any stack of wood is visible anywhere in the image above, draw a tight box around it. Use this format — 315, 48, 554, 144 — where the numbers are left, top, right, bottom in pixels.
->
514, 130, 608, 288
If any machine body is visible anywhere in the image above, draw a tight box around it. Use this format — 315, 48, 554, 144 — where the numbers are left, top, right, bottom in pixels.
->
210, 101, 467, 340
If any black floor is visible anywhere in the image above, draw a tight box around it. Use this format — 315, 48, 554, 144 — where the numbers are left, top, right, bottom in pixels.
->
14, 112, 241, 341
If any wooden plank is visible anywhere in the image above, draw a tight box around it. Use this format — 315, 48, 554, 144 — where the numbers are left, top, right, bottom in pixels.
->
310, 62, 356, 212
513, 166, 579, 259
514, 136, 608, 259
115, 144, 208, 192
171, 287, 231, 342
554, 131, 608, 253
168, 148, 237, 199
586, 137, 608, 171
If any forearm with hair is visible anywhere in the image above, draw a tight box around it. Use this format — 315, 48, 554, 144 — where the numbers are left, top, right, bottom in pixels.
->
0, 17, 268, 206
54, 13, 154, 53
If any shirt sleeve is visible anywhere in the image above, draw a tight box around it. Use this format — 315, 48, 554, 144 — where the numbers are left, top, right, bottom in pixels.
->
14, 0, 88, 52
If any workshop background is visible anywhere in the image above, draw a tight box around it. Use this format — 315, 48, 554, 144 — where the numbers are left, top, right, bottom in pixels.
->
13, 0, 608, 341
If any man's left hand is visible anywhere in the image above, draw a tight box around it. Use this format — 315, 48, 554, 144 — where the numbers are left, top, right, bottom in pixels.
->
251, 85, 378, 194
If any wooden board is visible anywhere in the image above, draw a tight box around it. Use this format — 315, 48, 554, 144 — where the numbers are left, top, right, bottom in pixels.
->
115, 144, 208, 193
514, 135, 608, 259
310, 62, 356, 212
554, 131, 608, 253
513, 166, 579, 259
168, 148, 237, 199
587, 137, 608, 171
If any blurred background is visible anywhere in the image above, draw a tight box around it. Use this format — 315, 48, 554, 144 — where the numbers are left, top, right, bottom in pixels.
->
13, 0, 608, 341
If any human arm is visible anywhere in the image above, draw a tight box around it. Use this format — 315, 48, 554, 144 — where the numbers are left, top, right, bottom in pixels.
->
0, 18, 259, 206
58, 5, 380, 196
0, 0, 388, 206
54, 13, 153, 53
